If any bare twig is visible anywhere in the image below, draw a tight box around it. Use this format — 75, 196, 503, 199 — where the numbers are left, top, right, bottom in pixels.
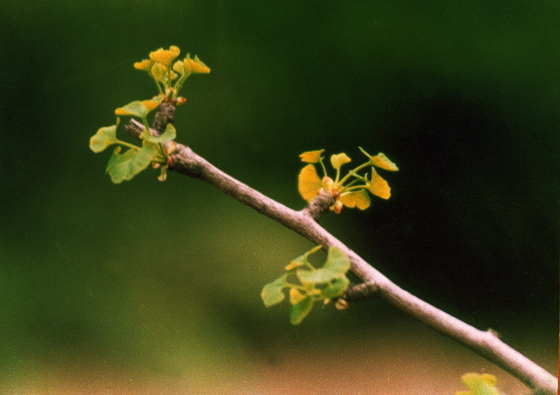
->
126, 113, 558, 394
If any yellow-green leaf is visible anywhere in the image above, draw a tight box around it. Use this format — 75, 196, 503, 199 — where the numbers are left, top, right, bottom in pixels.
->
322, 277, 350, 299
290, 295, 314, 325
359, 147, 399, 171
338, 189, 371, 210
365, 167, 391, 199
330, 153, 351, 170
298, 164, 323, 201
90, 122, 118, 153
115, 101, 148, 118
454, 373, 500, 395
296, 246, 350, 284
105, 144, 156, 184
261, 274, 288, 307
299, 149, 324, 163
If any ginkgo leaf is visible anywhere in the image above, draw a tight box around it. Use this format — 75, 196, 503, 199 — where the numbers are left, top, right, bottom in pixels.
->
115, 97, 163, 119
105, 144, 156, 184
298, 164, 323, 201
330, 153, 351, 170
365, 167, 391, 199
338, 189, 371, 210
290, 295, 314, 325
89, 121, 119, 153
141, 98, 162, 112
185, 53, 211, 74
296, 246, 350, 284
299, 149, 325, 163
322, 277, 350, 299
115, 101, 148, 118
142, 123, 176, 144
151, 62, 168, 82
149, 46, 181, 67
359, 147, 399, 171
261, 274, 288, 307
454, 373, 500, 395
134, 58, 155, 71
173, 60, 186, 74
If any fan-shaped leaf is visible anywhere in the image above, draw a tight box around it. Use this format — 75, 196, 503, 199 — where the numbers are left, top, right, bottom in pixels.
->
290, 295, 314, 325
298, 164, 323, 201
261, 274, 288, 307
90, 123, 118, 153
106, 144, 156, 184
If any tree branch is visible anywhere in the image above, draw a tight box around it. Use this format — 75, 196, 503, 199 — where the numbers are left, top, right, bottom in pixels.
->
126, 113, 558, 394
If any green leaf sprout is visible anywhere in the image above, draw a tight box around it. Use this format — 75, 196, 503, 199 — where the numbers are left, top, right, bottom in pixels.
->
261, 245, 351, 325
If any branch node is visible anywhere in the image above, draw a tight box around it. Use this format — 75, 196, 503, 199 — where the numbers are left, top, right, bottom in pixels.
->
341, 281, 379, 303
300, 190, 336, 221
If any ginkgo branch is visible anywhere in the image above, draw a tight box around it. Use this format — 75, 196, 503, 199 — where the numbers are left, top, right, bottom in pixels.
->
122, 109, 557, 395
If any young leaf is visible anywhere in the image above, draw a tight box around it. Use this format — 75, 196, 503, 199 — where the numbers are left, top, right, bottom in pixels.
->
365, 167, 391, 199
261, 274, 288, 307
149, 46, 181, 67
359, 147, 399, 171
290, 295, 314, 325
330, 153, 351, 170
90, 123, 119, 153
299, 149, 325, 164
322, 276, 350, 299
142, 123, 176, 144
185, 54, 211, 74
454, 373, 501, 395
324, 246, 351, 274
115, 101, 149, 119
298, 164, 323, 201
134, 58, 155, 71
338, 189, 371, 210
296, 246, 350, 284
106, 144, 156, 184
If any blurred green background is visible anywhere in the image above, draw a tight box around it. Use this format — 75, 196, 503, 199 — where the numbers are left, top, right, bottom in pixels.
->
1, 1, 558, 393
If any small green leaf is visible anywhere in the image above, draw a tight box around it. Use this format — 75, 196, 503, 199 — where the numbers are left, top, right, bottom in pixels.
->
142, 123, 176, 144
106, 144, 156, 184
290, 295, 314, 325
296, 246, 350, 284
261, 274, 288, 307
322, 276, 350, 299
323, 246, 351, 273
115, 100, 149, 118
90, 123, 119, 153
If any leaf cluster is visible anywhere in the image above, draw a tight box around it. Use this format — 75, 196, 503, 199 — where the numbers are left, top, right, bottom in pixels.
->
298, 148, 398, 213
89, 46, 210, 183
261, 246, 351, 325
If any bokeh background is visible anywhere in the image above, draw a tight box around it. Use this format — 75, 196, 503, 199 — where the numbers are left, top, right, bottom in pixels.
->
1, 1, 558, 394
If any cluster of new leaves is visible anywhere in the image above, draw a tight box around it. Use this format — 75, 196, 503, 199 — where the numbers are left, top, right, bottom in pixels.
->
261, 246, 351, 325
89, 46, 210, 183
298, 148, 398, 213
455, 373, 501, 395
